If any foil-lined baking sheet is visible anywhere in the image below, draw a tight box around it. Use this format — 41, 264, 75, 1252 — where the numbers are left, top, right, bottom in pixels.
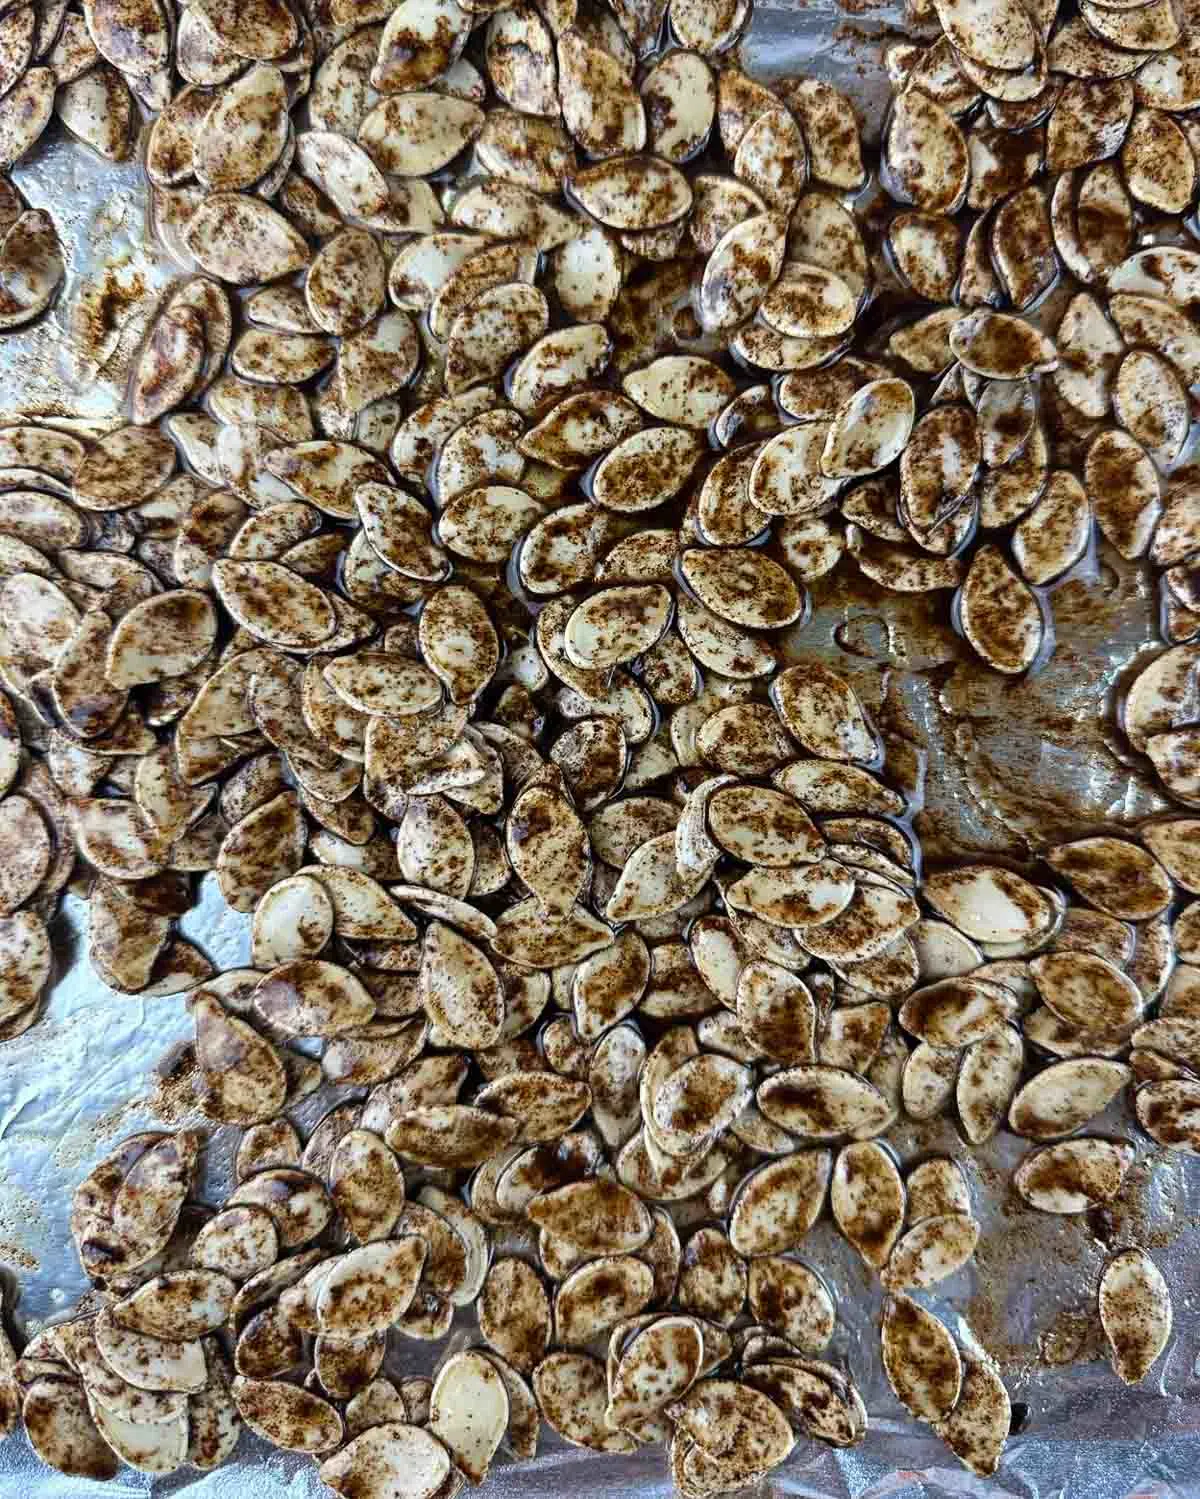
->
0, 0, 1198, 1494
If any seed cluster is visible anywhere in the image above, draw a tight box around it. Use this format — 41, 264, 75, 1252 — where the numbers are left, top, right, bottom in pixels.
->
0, 0, 1198, 1491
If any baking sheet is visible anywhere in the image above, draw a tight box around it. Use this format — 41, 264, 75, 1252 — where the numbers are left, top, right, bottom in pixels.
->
0, 0, 1199, 1494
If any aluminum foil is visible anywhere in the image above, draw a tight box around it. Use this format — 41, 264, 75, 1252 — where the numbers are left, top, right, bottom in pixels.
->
0, 2, 1198, 1496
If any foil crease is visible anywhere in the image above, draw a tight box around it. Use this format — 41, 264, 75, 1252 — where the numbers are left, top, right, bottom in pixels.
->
0, 1, 1197, 1496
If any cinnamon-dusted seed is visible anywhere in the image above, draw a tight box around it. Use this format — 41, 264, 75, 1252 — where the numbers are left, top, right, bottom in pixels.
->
881, 1294, 962, 1421
1009, 1058, 1132, 1140
232, 1378, 342, 1454
1014, 1138, 1136, 1214
1099, 1249, 1172, 1385
933, 1358, 1010, 1477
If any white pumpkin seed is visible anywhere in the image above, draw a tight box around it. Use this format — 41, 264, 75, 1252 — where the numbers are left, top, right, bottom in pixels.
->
94, 1307, 206, 1395
1009, 1057, 1131, 1140
932, 1358, 1010, 1478
185, 194, 309, 285
957, 1025, 1025, 1144
1085, 430, 1161, 562
232, 1377, 342, 1454
881, 1295, 961, 1422
569, 154, 691, 231
1046, 837, 1172, 920
320, 1422, 451, 1499
772, 663, 877, 763
23, 1379, 118, 1480
882, 1214, 979, 1291
445, 282, 549, 395
534, 1351, 635, 1453
1014, 1138, 1136, 1213
885, 90, 968, 213
1012, 471, 1091, 586
758, 1065, 891, 1139
958, 544, 1044, 675
1099, 1248, 1172, 1385
831, 1140, 904, 1268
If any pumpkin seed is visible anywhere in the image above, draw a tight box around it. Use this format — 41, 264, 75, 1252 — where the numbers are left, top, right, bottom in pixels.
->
227, 1168, 332, 1250
956, 1025, 1024, 1143
1012, 471, 1091, 586
935, 0, 1036, 68
311, 1239, 424, 1340
671, 1378, 796, 1484
477, 1258, 550, 1375
884, 90, 968, 212
103, 591, 217, 690
249, 874, 332, 968
731, 104, 804, 211
534, 1351, 636, 1453
900, 403, 979, 536
675, 1227, 744, 1329
592, 426, 704, 514
831, 1140, 904, 1268
1030, 951, 1142, 1036
526, 1178, 651, 1253
116, 1271, 235, 1344
254, 959, 375, 1037
1085, 430, 1162, 562
1099, 1248, 1172, 1386
5, 204, 73, 316
884, 308, 955, 377
797, 880, 918, 966
0, 908, 50, 1020
1134, 1077, 1200, 1151
23, 1378, 118, 1480
881, 1294, 961, 1422
1047, 837, 1172, 920
724, 1151, 827, 1257
320, 1422, 451, 1499
232, 1377, 342, 1454
1014, 1138, 1136, 1214
569, 154, 691, 231
356, 91, 482, 177
428, 247, 538, 346
759, 264, 856, 342
923, 865, 1054, 944
821, 380, 915, 480
185, 194, 309, 285
758, 1064, 891, 1139
707, 785, 822, 868
882, 1213, 979, 1292
305, 229, 386, 338
94, 1307, 207, 1394
726, 860, 855, 930
958, 544, 1044, 675
1009, 1057, 1131, 1140
588, 1022, 646, 1149
556, 1254, 654, 1347
929, 1357, 1009, 1478
326, 1129, 404, 1245
949, 310, 1058, 380
898, 977, 1015, 1048
192, 1205, 278, 1282
193, 994, 287, 1124
772, 664, 877, 763
446, 282, 549, 394
209, 561, 334, 650
415, 920, 501, 1049
888, 212, 959, 302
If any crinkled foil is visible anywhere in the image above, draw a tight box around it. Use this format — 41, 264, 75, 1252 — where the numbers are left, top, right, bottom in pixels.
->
1, 2, 1198, 1495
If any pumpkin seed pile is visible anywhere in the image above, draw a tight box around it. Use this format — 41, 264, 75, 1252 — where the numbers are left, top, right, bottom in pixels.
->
1, 0, 1199, 1488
